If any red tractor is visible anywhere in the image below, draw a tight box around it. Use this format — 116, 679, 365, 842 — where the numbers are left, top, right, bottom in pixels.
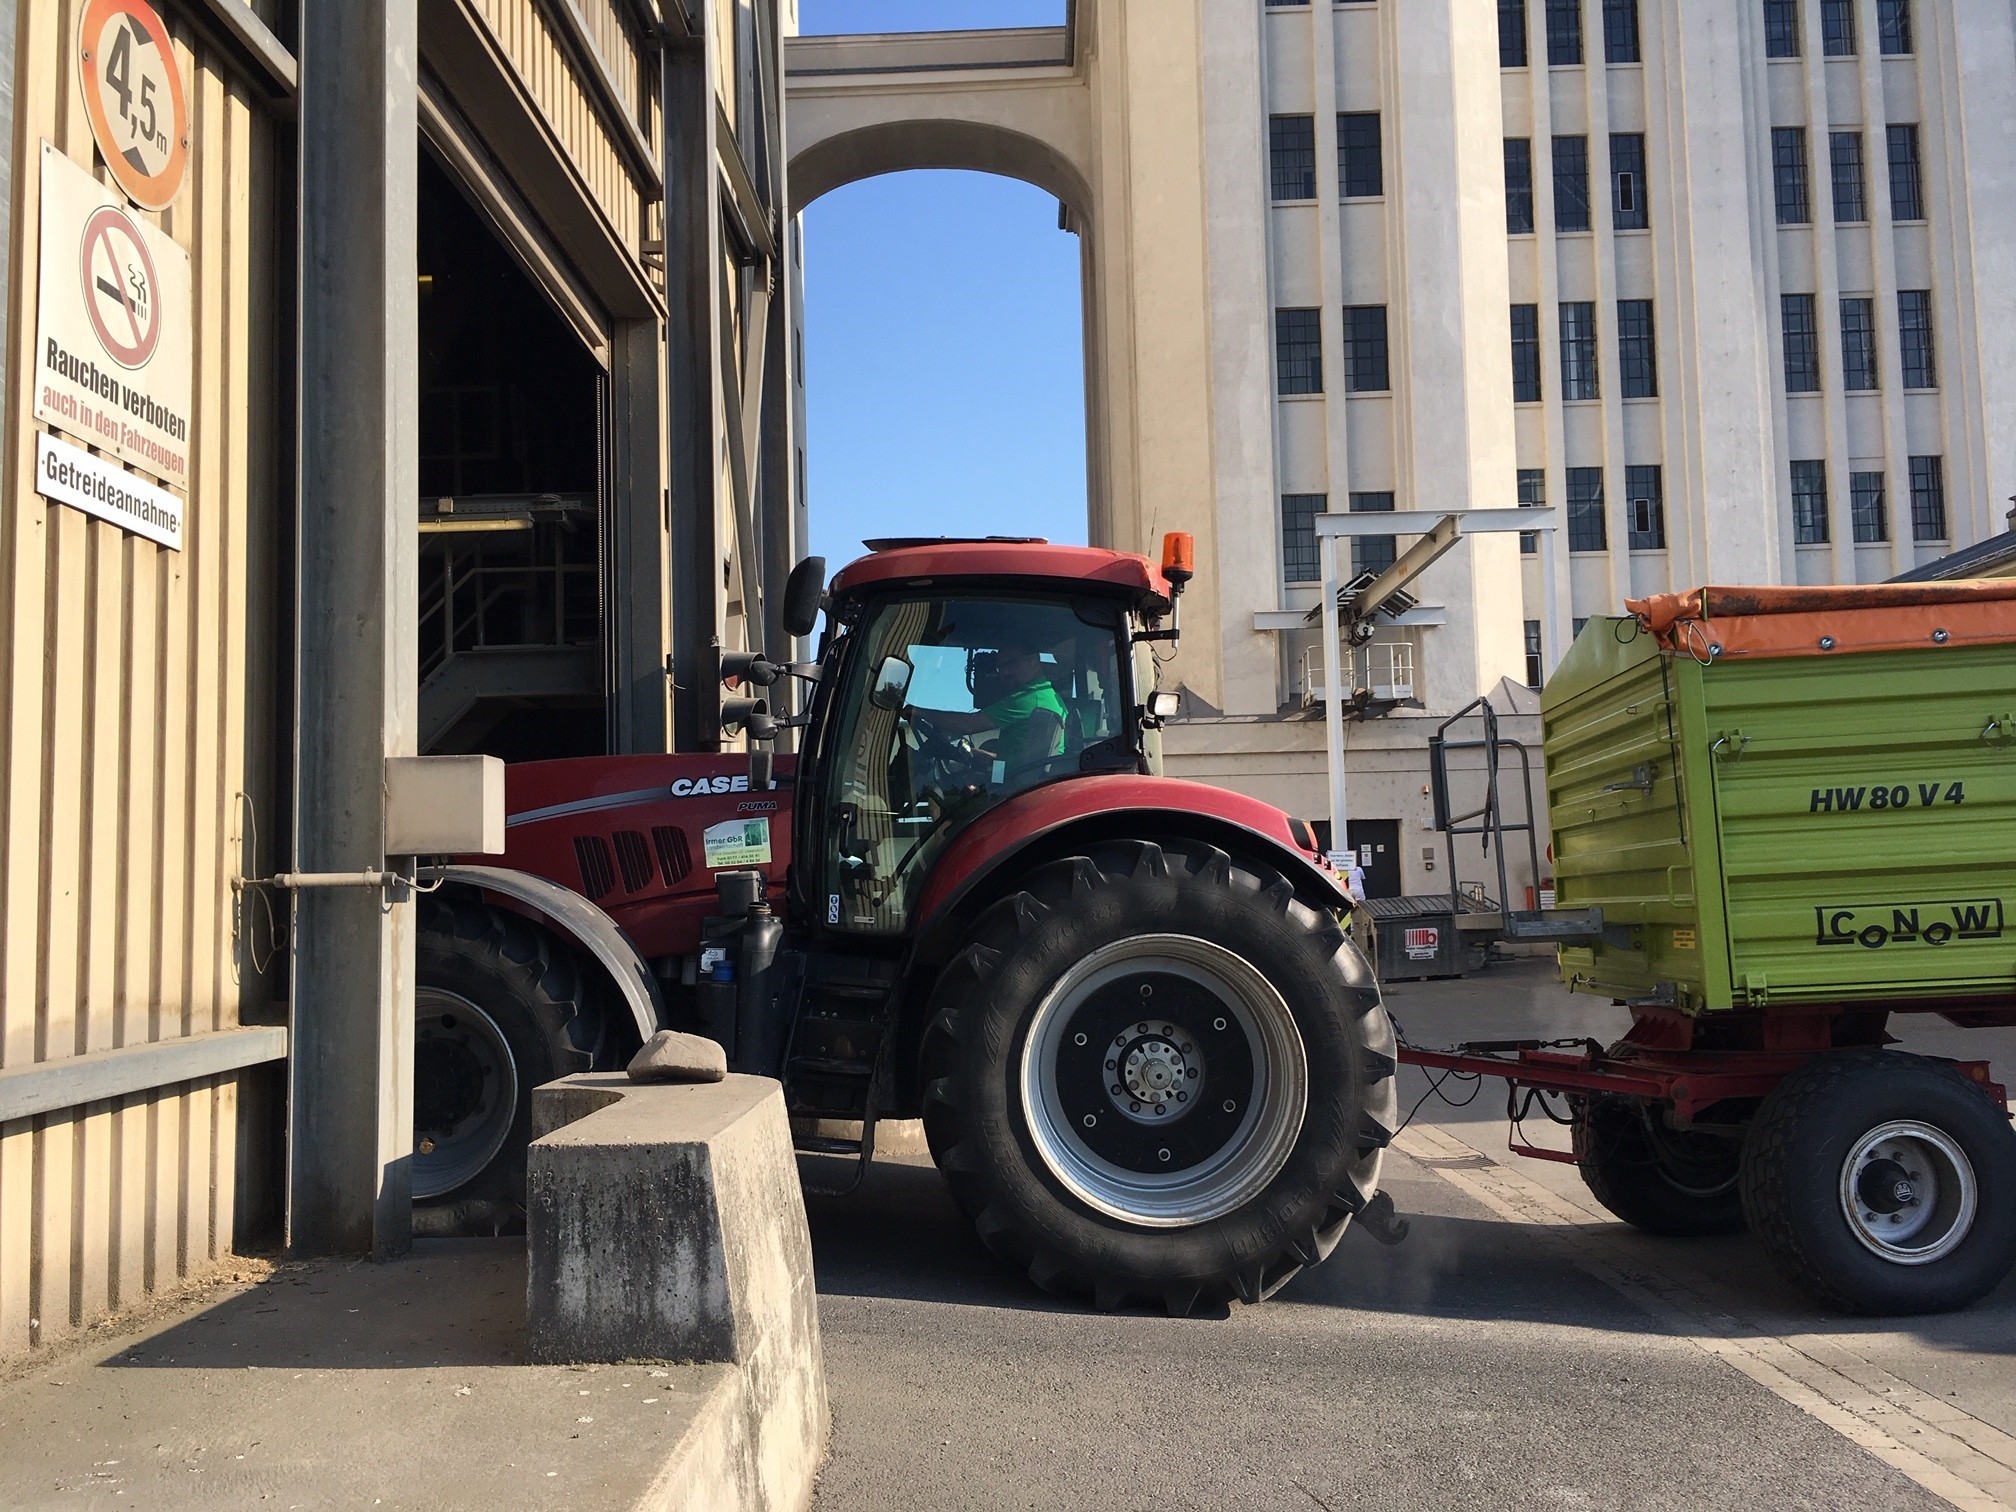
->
411, 537, 1397, 1312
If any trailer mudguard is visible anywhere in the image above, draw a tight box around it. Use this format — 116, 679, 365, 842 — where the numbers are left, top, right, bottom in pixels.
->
417, 864, 666, 1043
910, 774, 1348, 961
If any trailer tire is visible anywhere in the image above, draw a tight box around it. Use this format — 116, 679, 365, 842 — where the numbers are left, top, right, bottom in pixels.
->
918, 840, 1396, 1315
412, 894, 623, 1233
1741, 1050, 2016, 1315
1574, 1096, 1745, 1236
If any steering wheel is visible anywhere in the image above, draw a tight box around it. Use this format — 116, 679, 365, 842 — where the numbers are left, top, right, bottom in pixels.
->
901, 709, 987, 791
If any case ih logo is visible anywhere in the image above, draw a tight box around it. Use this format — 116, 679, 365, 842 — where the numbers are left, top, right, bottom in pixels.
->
1814, 898, 2004, 950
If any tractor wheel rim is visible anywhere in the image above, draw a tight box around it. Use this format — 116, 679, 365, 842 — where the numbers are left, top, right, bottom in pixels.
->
1837, 1119, 1977, 1265
412, 987, 520, 1200
1020, 933, 1308, 1228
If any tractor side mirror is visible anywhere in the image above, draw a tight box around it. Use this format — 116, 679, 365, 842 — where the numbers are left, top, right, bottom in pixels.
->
783, 555, 827, 638
721, 695, 768, 735
868, 655, 912, 712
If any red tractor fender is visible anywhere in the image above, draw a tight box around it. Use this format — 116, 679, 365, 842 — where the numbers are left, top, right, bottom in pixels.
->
910, 775, 1347, 961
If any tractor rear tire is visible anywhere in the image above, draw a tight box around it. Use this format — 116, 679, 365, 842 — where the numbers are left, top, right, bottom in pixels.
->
1740, 1050, 2016, 1314
1574, 1095, 1745, 1237
413, 893, 625, 1234
919, 839, 1397, 1314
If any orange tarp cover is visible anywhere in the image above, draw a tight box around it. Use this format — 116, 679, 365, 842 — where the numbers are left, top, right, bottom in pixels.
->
1624, 582, 2016, 660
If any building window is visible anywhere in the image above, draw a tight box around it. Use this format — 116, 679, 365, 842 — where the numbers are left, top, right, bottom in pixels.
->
1603, 0, 1640, 62
1909, 455, 1947, 541
1782, 294, 1820, 392
1791, 458, 1830, 544
1830, 132, 1866, 223
1524, 621, 1545, 689
1553, 136, 1591, 232
1505, 138, 1535, 233
1840, 297, 1878, 391
1281, 492, 1326, 583
1764, 0, 1800, 56
1546, 0, 1583, 64
1338, 113, 1384, 199
1269, 115, 1317, 202
1887, 124, 1923, 221
1567, 467, 1607, 551
1342, 305, 1390, 392
1821, 0, 1854, 54
1276, 307, 1323, 395
1349, 491, 1396, 577
1518, 467, 1545, 554
1511, 304, 1543, 402
1877, 0, 1911, 53
1560, 301, 1599, 400
1265, 0, 1310, 7
1772, 127, 1810, 224
1500, 0, 1529, 67
1610, 133, 1648, 230
1618, 298, 1657, 398
1898, 289, 1936, 389
1850, 471, 1888, 543
1625, 464, 1665, 550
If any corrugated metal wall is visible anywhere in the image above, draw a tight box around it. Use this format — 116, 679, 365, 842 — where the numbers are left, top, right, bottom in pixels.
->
0, 1, 281, 1358
469, 0, 656, 258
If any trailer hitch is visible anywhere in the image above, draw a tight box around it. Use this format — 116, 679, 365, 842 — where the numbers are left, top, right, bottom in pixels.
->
1356, 1189, 1410, 1246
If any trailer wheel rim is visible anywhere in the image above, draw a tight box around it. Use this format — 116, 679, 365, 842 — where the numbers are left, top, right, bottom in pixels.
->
413, 988, 520, 1200
1837, 1120, 1977, 1266
1020, 934, 1308, 1228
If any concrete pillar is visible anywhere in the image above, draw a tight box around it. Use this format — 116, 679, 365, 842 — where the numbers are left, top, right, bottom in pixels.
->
611, 318, 672, 753
1388, 0, 1523, 710
290, 1, 419, 1259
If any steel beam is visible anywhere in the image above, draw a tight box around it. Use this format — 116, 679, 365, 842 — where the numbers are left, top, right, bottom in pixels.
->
665, 33, 725, 750
291, 0, 419, 1259
610, 318, 671, 751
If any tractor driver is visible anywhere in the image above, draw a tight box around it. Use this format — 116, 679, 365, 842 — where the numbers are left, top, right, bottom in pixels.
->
913, 637, 1068, 779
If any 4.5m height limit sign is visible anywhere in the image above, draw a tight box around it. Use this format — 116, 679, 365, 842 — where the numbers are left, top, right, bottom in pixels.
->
33, 142, 192, 490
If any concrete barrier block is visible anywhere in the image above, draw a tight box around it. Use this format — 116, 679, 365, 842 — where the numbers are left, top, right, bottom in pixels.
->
527, 1073, 827, 1512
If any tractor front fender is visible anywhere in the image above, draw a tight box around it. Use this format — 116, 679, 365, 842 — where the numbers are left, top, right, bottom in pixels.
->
417, 864, 666, 1044
909, 775, 1349, 970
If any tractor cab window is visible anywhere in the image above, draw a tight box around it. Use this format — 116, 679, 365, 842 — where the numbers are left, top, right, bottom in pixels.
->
821, 593, 1131, 934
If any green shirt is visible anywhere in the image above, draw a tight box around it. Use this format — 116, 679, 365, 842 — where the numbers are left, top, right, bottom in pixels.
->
982, 679, 1068, 761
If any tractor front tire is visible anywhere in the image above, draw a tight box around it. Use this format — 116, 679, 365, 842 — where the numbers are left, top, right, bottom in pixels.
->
413, 894, 624, 1234
1574, 1095, 1745, 1237
919, 840, 1397, 1314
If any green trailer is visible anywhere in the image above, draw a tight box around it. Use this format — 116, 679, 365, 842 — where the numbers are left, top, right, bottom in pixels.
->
1403, 583, 2016, 1314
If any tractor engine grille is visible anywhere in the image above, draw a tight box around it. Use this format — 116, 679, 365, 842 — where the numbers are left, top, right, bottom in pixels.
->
572, 835, 616, 901
613, 830, 655, 894
652, 824, 692, 886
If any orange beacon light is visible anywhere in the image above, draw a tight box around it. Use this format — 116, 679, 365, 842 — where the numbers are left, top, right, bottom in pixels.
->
1161, 531, 1195, 594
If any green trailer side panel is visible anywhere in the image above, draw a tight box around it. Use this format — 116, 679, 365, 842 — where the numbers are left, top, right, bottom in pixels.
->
1542, 619, 2016, 1013
1697, 642, 2016, 1006
1543, 620, 1724, 1011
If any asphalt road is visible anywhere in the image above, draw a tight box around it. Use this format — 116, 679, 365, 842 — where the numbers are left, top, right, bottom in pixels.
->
805, 958, 2016, 1511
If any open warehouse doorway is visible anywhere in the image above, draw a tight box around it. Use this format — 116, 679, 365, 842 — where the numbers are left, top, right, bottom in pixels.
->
416, 150, 608, 762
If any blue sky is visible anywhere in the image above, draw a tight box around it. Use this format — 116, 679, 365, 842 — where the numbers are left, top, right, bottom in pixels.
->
795, 0, 1083, 570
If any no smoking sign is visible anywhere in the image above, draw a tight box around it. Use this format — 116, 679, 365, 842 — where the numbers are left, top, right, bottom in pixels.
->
77, 0, 188, 211
81, 205, 159, 368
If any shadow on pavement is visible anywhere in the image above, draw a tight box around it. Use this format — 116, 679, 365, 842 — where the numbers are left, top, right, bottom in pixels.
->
101, 1238, 527, 1370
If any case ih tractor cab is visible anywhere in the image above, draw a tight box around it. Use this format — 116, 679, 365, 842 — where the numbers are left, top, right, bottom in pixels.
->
414, 536, 1398, 1311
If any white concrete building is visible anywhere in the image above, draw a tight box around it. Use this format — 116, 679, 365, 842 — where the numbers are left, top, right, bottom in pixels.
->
1161, 0, 2016, 902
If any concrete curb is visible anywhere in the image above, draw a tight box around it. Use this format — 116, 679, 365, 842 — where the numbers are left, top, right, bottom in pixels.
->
529, 1074, 828, 1512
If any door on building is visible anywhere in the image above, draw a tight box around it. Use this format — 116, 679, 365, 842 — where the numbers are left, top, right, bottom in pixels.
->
1344, 818, 1403, 899
415, 150, 609, 762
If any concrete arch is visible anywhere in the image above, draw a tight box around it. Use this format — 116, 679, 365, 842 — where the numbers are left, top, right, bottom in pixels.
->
788, 117, 1092, 220
783, 32, 1112, 544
